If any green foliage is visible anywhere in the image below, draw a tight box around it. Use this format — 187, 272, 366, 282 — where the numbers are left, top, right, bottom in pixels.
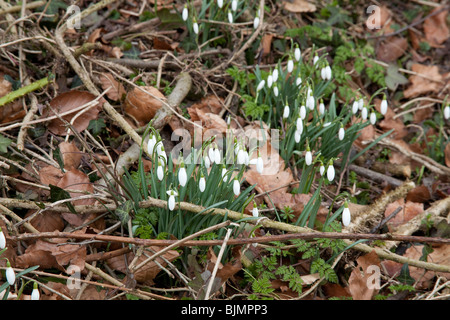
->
0, 134, 12, 153
88, 118, 106, 136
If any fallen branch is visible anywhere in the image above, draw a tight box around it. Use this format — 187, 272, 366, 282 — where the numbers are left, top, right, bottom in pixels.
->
0, 76, 51, 107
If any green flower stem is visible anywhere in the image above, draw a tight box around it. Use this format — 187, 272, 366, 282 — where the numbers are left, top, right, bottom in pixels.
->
0, 76, 51, 107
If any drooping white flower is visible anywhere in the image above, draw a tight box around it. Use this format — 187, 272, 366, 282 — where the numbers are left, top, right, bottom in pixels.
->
300, 105, 306, 120
256, 79, 265, 91
296, 117, 303, 133
294, 130, 301, 143
252, 202, 259, 217
237, 147, 245, 165
233, 178, 240, 196
157, 160, 164, 181
361, 107, 368, 120
193, 19, 199, 34
0, 227, 5, 249
321, 67, 327, 81
31, 282, 39, 301
217, 0, 223, 8
287, 59, 294, 73
327, 162, 335, 182
444, 106, 450, 120
155, 140, 163, 155
296, 77, 302, 87
231, 0, 238, 11
228, 11, 233, 24
199, 173, 206, 192
352, 101, 359, 114
204, 152, 211, 169
256, 151, 263, 174
342, 202, 351, 227
325, 65, 332, 80
208, 146, 215, 164
267, 74, 273, 88
358, 98, 364, 110
6, 260, 15, 286
273, 85, 279, 97
158, 145, 167, 164
319, 101, 325, 115
178, 164, 187, 187
166, 189, 178, 211
221, 165, 228, 182
214, 145, 221, 164
253, 16, 260, 29
306, 95, 315, 111
147, 133, 157, 155
272, 68, 279, 82
294, 46, 301, 62
313, 55, 319, 66
380, 98, 388, 115
283, 104, 290, 119
319, 164, 325, 176
305, 150, 312, 166
370, 112, 377, 125
182, 5, 188, 21
338, 126, 345, 141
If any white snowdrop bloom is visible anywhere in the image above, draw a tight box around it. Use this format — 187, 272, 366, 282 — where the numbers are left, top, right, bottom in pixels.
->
214, 145, 221, 164
178, 165, 187, 187
221, 166, 228, 182
193, 20, 199, 34
231, 0, 238, 11
305, 150, 312, 166
283, 104, 290, 118
233, 178, 240, 196
296, 77, 302, 87
325, 65, 332, 80
342, 203, 351, 227
370, 112, 377, 125
272, 68, 279, 82
267, 74, 273, 88
199, 174, 206, 192
256, 79, 265, 91
294, 130, 301, 143
313, 55, 319, 66
319, 101, 325, 115
352, 101, 359, 114
228, 11, 233, 24
155, 140, 163, 155
252, 203, 259, 217
6, 261, 15, 286
182, 5, 188, 21
237, 148, 245, 165
256, 154, 264, 174
306, 95, 315, 111
157, 160, 164, 181
358, 98, 364, 110
296, 117, 303, 133
253, 16, 260, 29
294, 46, 301, 62
273, 85, 279, 97
307, 87, 313, 98
361, 107, 368, 120
380, 98, 388, 115
0, 227, 5, 249
300, 105, 306, 120
158, 148, 167, 165
147, 134, 157, 154
243, 150, 250, 166
323, 122, 331, 127
208, 146, 215, 164
320, 164, 325, 176
327, 162, 335, 182
31, 283, 40, 301
444, 106, 450, 120
217, 0, 223, 8
287, 59, 294, 73
338, 126, 345, 141
321, 67, 327, 81
204, 153, 211, 169
166, 189, 178, 211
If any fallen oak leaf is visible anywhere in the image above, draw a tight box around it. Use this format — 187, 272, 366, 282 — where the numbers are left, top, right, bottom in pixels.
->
423, 7, 449, 48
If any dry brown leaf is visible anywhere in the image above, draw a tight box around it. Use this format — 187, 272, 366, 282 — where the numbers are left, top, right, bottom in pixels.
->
39, 165, 64, 186
348, 250, 381, 300
44, 90, 102, 136
423, 7, 449, 47
0, 74, 12, 97
376, 37, 408, 62
384, 198, 424, 232
282, 0, 316, 13
0, 99, 25, 124
56, 168, 95, 206
124, 86, 166, 126
261, 34, 274, 58
98, 72, 126, 101
445, 143, 450, 167
403, 64, 444, 98
406, 185, 432, 203
24, 210, 65, 233
59, 141, 82, 170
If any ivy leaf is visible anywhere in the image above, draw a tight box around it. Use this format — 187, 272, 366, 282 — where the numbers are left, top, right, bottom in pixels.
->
88, 118, 106, 136
0, 134, 12, 153
385, 64, 409, 91
49, 184, 76, 214
397, 264, 415, 285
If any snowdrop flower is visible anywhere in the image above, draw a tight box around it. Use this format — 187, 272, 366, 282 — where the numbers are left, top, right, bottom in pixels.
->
306, 95, 315, 111
273, 85, 279, 97
445, 106, 450, 120
214, 144, 221, 164
5, 260, 15, 286
228, 11, 233, 24
358, 98, 364, 110
256, 79, 265, 91
178, 162, 187, 187
147, 133, 157, 155
0, 227, 5, 249
307, 86, 313, 98
300, 105, 306, 120
325, 65, 332, 80
166, 189, 178, 211
158, 144, 167, 164
155, 140, 163, 155
294, 45, 301, 62
305, 147, 312, 166
199, 173, 206, 192
296, 117, 303, 133
361, 107, 368, 120
253, 15, 260, 29
287, 59, 294, 73
319, 100, 325, 115
321, 66, 327, 81
272, 68, 279, 82
203, 152, 211, 169
157, 159, 164, 181
313, 55, 319, 66
231, 0, 238, 11
193, 19, 199, 34
267, 74, 273, 88
296, 77, 302, 87
256, 151, 264, 174
252, 202, 259, 217
233, 178, 240, 196
370, 112, 377, 125
217, 0, 223, 8
338, 125, 345, 141
283, 104, 290, 119
342, 201, 351, 227
352, 101, 359, 114
237, 147, 246, 165
294, 130, 301, 143
31, 282, 40, 301
182, 5, 188, 21
208, 145, 215, 164
221, 165, 228, 182
327, 161, 335, 182
319, 163, 325, 176
380, 97, 388, 115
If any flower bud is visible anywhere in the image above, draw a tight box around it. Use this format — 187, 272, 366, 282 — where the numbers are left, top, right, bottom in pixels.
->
5, 260, 15, 286
283, 104, 290, 119
444, 106, 450, 120
294, 46, 301, 62
327, 161, 335, 182
199, 173, 206, 192
182, 5, 188, 21
370, 112, 377, 125
31, 282, 40, 300
380, 98, 388, 115
252, 202, 259, 217
342, 202, 351, 227
233, 178, 240, 196
338, 126, 345, 141
287, 59, 294, 73
256, 79, 265, 91
0, 227, 5, 249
